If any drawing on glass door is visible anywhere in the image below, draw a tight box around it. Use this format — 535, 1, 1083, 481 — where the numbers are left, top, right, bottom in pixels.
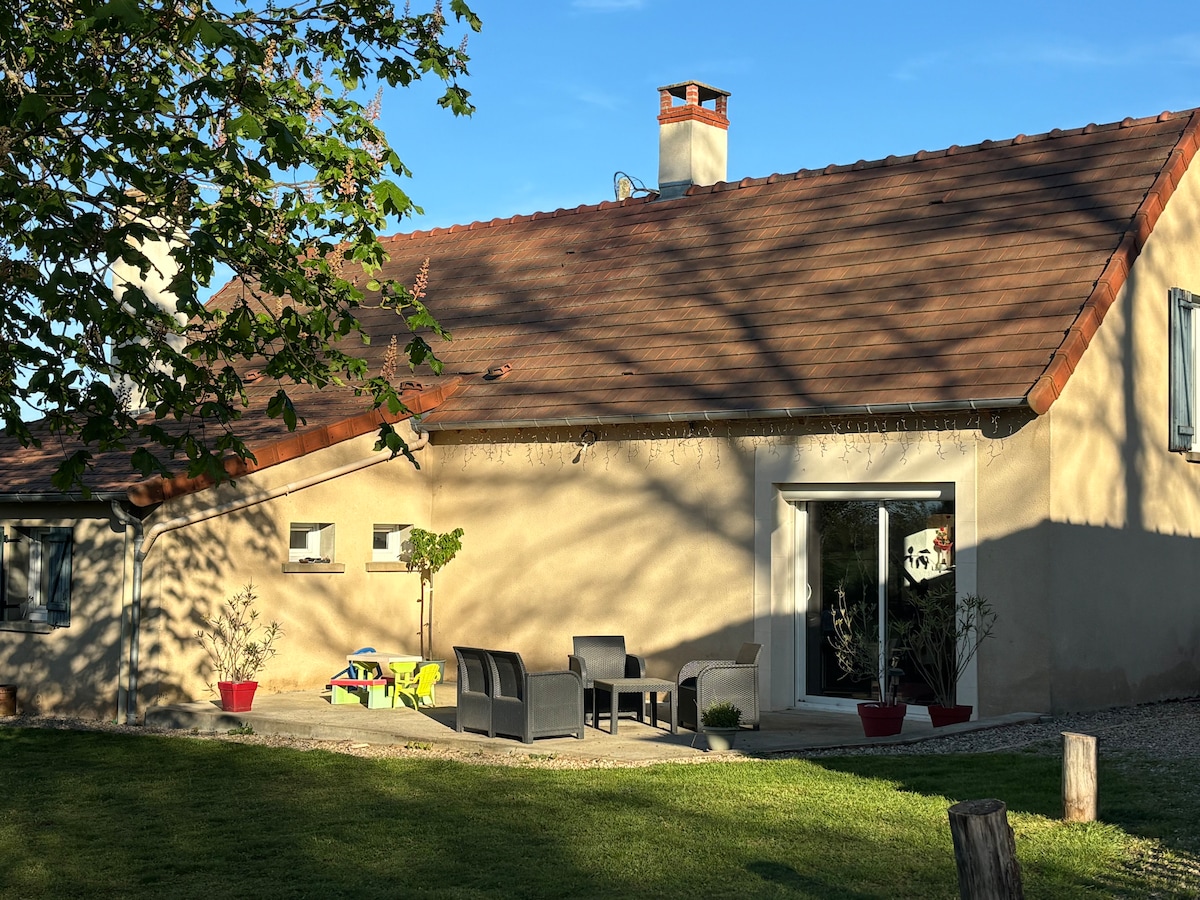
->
801, 496, 955, 704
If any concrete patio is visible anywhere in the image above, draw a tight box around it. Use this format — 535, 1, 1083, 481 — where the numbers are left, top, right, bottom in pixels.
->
144, 686, 1043, 763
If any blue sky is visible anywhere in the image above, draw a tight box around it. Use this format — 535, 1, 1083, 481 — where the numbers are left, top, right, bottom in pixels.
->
389, 0, 1200, 233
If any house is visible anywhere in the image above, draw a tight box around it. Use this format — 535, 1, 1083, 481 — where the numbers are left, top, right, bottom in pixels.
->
4, 81, 1200, 724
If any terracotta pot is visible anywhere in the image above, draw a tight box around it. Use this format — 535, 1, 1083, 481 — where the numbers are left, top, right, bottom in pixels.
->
928, 704, 972, 727
217, 681, 258, 713
857, 701, 907, 737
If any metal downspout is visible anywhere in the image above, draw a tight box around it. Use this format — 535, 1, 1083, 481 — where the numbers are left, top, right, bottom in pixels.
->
110, 501, 143, 725
111, 433, 429, 724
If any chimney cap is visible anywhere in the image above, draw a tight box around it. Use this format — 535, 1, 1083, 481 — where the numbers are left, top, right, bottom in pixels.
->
658, 81, 730, 103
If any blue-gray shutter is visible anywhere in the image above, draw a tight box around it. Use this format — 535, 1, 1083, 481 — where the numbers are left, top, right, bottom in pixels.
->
44, 528, 72, 627
1169, 287, 1196, 452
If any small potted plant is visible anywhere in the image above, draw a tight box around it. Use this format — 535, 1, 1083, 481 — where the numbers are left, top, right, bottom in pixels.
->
699, 701, 742, 751
195, 583, 283, 712
829, 584, 908, 737
900, 584, 996, 726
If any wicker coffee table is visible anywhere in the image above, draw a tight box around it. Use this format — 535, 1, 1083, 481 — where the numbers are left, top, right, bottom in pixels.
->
592, 677, 677, 735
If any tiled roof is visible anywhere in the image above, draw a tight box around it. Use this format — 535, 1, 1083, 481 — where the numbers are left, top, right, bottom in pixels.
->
4, 109, 1196, 497
298, 109, 1197, 430
0, 380, 457, 498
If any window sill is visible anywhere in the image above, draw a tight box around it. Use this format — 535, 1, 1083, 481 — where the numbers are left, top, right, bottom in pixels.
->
1186, 452, 1200, 464
281, 562, 346, 574
365, 562, 417, 573
0, 621, 54, 634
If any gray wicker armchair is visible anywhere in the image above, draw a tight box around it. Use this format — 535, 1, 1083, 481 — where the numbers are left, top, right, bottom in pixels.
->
488, 650, 585, 743
677, 642, 761, 732
568, 635, 646, 724
454, 646, 494, 737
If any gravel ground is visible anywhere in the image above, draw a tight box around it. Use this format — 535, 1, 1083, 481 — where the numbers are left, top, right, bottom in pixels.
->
5, 697, 1200, 768
793, 697, 1200, 760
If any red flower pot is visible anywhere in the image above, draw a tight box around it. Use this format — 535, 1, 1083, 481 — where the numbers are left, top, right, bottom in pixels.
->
217, 681, 258, 713
857, 702, 906, 737
928, 704, 973, 727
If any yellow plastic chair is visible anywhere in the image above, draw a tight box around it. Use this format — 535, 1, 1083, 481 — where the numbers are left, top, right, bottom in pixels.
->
392, 661, 440, 709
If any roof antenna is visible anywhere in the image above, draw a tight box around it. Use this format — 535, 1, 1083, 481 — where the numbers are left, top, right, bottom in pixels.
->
613, 171, 658, 201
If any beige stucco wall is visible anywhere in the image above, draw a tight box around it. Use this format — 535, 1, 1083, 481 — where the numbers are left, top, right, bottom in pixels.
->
137, 422, 434, 709
1040, 159, 1200, 711
0, 415, 1069, 720
0, 502, 130, 717
427, 430, 756, 681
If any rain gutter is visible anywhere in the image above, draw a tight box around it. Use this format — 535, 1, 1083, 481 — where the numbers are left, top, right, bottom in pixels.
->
418, 397, 1031, 432
0, 492, 128, 503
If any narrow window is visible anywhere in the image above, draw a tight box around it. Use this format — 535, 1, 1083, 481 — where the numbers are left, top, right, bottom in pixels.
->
289, 523, 334, 563
2, 526, 73, 627
372, 524, 412, 562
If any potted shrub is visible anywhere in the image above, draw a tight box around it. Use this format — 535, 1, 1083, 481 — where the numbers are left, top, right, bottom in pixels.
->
900, 585, 997, 726
700, 701, 741, 751
195, 583, 283, 712
828, 585, 908, 737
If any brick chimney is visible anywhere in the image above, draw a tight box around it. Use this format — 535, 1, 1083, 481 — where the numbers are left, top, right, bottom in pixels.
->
657, 81, 730, 199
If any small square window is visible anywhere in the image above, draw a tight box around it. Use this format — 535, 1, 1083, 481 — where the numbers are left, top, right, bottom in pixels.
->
289, 523, 334, 562
372, 524, 412, 562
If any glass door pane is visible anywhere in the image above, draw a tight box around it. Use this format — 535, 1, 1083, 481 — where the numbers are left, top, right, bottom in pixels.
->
803, 496, 955, 704
805, 500, 880, 700
885, 500, 955, 706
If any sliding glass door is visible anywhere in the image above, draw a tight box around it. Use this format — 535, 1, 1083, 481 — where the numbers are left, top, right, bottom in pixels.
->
797, 491, 955, 706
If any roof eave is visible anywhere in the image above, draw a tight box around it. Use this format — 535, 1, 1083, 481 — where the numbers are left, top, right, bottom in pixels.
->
125, 377, 464, 508
420, 396, 1031, 433
0, 491, 129, 505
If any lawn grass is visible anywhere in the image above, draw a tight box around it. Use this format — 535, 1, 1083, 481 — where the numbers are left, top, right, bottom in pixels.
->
0, 728, 1197, 898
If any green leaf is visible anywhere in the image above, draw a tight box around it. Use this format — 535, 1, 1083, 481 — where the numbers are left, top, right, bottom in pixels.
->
227, 114, 264, 139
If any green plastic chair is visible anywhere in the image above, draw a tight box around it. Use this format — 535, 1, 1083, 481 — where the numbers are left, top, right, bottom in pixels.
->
392, 661, 441, 709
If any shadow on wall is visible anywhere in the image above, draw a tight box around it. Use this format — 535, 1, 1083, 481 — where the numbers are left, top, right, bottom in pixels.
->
145, 499, 279, 707
0, 505, 133, 717
425, 429, 759, 669
976, 519, 1200, 714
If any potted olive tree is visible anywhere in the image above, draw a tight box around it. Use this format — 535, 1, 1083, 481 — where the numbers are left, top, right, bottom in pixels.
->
829, 585, 908, 737
900, 585, 996, 726
699, 701, 742, 752
195, 583, 283, 712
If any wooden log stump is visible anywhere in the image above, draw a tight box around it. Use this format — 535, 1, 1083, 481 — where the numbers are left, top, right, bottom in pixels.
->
947, 798, 1024, 899
1062, 731, 1098, 822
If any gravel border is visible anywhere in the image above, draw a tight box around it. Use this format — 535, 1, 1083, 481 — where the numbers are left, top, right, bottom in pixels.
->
792, 697, 1200, 760
5, 697, 1200, 768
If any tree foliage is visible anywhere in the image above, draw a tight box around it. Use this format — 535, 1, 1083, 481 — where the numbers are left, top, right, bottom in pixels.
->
0, 0, 481, 490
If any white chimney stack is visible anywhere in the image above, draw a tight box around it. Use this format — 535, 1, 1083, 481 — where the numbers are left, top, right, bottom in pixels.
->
110, 206, 188, 414
657, 81, 730, 199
